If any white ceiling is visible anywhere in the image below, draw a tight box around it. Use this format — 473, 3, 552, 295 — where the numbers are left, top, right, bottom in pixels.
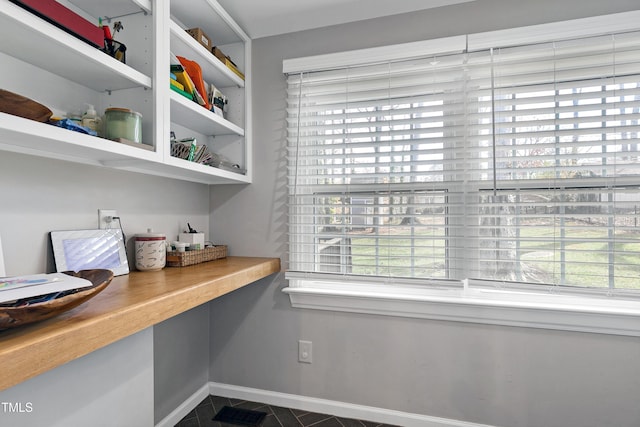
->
216, 0, 476, 39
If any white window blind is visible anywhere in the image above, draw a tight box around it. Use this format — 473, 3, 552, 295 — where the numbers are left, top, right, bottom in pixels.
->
286, 30, 640, 291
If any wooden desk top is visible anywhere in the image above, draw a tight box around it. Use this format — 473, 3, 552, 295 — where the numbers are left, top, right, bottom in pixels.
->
0, 256, 281, 391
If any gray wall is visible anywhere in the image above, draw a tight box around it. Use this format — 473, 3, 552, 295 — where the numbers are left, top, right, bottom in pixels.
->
154, 303, 210, 423
209, 1, 640, 426
0, 328, 154, 427
0, 152, 212, 425
0, 152, 210, 276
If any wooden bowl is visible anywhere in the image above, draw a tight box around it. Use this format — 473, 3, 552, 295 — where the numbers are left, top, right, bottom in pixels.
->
0, 89, 53, 122
0, 269, 114, 330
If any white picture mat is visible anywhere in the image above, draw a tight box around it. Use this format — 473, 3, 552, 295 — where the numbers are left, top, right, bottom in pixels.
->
50, 229, 129, 276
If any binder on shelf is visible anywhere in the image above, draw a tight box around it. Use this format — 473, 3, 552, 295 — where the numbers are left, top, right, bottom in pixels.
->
170, 78, 184, 91
171, 68, 196, 97
170, 84, 194, 100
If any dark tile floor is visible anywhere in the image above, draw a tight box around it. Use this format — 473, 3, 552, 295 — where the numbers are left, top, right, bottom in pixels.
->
175, 395, 400, 427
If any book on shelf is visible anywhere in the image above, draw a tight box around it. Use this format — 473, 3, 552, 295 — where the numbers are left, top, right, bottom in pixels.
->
170, 84, 194, 100
170, 78, 184, 91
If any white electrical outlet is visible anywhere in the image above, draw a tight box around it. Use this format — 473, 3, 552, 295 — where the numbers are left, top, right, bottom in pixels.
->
98, 209, 118, 229
298, 340, 313, 363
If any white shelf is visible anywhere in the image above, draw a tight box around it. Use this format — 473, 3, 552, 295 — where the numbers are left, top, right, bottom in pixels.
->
167, 0, 249, 182
69, 0, 152, 17
171, 0, 248, 46
0, 113, 157, 164
169, 20, 244, 89
0, 1, 151, 91
158, 156, 250, 184
170, 91, 244, 136
0, 112, 249, 184
114, 158, 250, 185
0, 0, 250, 185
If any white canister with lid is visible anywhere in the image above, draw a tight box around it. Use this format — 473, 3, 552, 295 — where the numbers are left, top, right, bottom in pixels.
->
135, 229, 166, 271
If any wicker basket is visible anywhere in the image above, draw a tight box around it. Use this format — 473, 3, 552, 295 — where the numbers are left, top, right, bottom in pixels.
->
166, 245, 227, 267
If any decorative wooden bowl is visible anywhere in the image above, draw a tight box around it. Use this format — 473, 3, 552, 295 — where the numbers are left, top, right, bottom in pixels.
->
0, 269, 114, 330
0, 89, 53, 122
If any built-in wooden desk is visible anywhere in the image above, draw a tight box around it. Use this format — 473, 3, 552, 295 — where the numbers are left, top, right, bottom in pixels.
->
0, 256, 281, 391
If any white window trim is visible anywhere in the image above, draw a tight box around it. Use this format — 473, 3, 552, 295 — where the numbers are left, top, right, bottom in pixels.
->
283, 10, 640, 74
283, 276, 640, 336
282, 10, 640, 337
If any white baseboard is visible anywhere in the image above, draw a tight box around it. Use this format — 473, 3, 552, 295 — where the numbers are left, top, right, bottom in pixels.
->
155, 381, 495, 427
209, 382, 495, 427
155, 383, 210, 427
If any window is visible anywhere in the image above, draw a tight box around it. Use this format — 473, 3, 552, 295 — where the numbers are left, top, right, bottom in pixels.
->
483, 34, 640, 289
286, 51, 484, 281
283, 12, 640, 336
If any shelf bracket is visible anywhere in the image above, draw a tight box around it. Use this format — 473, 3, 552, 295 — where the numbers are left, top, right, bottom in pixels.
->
101, 9, 148, 23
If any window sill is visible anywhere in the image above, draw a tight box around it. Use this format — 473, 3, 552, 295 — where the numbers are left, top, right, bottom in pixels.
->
282, 279, 640, 336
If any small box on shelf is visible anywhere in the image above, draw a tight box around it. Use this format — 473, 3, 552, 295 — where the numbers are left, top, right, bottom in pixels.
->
211, 46, 226, 62
179, 232, 205, 249
186, 27, 212, 51
211, 46, 244, 80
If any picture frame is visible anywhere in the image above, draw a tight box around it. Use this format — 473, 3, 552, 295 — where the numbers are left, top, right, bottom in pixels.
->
50, 229, 129, 276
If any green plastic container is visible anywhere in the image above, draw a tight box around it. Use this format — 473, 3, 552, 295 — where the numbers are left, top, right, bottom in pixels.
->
104, 107, 142, 143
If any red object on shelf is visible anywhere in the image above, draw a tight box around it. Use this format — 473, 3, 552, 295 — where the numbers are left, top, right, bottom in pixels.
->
9, 0, 104, 48
177, 56, 211, 110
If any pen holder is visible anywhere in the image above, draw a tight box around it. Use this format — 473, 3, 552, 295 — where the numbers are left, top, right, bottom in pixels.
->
103, 39, 126, 63
179, 232, 205, 250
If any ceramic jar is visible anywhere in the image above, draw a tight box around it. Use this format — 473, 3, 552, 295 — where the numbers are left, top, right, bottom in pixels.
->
135, 229, 166, 271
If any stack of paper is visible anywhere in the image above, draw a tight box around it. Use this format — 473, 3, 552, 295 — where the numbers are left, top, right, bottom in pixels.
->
0, 273, 93, 304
